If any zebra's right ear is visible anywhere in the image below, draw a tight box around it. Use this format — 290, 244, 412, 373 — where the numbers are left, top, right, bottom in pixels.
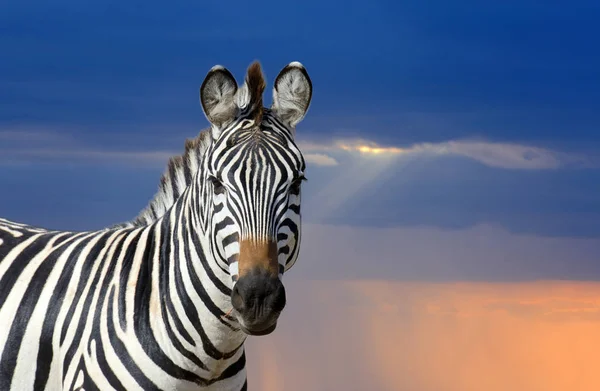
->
200, 65, 239, 138
271, 62, 312, 130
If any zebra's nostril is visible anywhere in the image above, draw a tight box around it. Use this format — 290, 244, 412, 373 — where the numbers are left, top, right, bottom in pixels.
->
269, 281, 286, 313
231, 285, 245, 311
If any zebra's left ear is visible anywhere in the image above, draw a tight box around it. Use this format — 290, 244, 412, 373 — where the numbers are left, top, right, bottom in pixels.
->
271, 62, 312, 130
200, 65, 239, 139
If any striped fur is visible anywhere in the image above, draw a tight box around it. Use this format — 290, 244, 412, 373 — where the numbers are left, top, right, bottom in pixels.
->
0, 61, 312, 390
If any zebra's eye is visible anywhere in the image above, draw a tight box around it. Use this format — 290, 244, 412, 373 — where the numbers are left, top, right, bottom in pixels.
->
290, 175, 306, 191
209, 175, 226, 194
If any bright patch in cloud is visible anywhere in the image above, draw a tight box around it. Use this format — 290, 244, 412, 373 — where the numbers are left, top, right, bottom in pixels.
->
337, 141, 407, 155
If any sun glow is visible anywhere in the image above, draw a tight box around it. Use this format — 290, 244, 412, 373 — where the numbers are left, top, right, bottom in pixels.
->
337, 141, 407, 156
304, 144, 407, 219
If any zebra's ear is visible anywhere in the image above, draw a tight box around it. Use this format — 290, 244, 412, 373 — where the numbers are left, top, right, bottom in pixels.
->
271, 62, 312, 130
200, 65, 239, 137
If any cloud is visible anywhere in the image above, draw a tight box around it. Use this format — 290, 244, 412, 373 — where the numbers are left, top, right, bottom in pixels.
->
303, 153, 338, 166
0, 147, 340, 168
0, 129, 340, 167
0, 147, 174, 167
443, 140, 561, 169
298, 137, 593, 170
0, 146, 173, 168
2, 128, 591, 170
0, 129, 179, 170
246, 280, 600, 391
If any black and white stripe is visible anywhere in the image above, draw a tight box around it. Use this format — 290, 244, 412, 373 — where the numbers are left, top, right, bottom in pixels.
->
0, 61, 312, 390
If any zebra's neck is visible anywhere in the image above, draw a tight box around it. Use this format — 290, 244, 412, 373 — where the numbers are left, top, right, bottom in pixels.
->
135, 182, 245, 377
120, 128, 247, 359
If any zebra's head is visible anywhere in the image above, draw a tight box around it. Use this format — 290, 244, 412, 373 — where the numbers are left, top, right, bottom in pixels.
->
199, 61, 312, 336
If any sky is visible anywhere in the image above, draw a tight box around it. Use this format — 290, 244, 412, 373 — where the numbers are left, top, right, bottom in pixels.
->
2, 0, 600, 389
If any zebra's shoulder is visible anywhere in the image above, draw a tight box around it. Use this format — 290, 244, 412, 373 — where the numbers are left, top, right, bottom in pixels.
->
127, 127, 212, 227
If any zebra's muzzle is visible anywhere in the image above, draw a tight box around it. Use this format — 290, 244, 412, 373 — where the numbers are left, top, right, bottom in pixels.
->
230, 267, 286, 336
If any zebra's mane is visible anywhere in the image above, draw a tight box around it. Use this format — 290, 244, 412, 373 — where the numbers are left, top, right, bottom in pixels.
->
120, 128, 212, 228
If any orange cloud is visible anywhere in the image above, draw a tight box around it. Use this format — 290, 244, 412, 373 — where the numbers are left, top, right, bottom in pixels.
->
246, 280, 600, 391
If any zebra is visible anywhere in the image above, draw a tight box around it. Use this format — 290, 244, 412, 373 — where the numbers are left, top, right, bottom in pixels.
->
0, 60, 312, 391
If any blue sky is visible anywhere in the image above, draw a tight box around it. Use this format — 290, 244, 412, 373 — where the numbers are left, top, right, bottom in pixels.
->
1, 0, 600, 279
